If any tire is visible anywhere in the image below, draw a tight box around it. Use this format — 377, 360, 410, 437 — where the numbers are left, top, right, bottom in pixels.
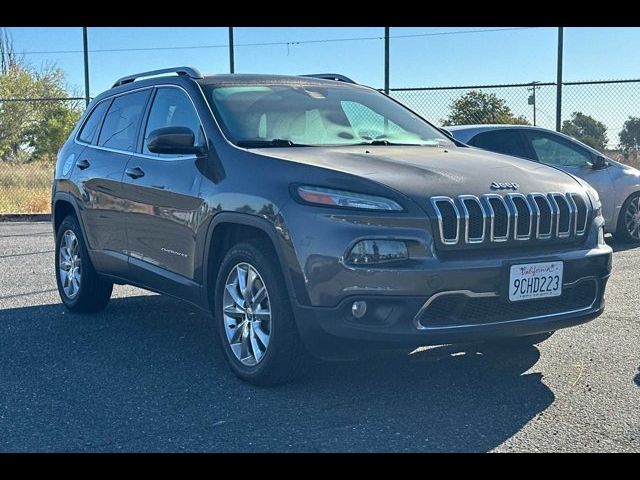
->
214, 240, 308, 385
55, 214, 113, 313
480, 331, 554, 351
616, 192, 640, 244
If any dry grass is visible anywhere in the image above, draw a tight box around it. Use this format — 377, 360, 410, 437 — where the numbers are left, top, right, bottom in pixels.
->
0, 161, 53, 214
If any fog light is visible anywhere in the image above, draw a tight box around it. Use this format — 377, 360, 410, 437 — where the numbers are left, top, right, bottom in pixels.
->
351, 301, 367, 319
346, 240, 408, 265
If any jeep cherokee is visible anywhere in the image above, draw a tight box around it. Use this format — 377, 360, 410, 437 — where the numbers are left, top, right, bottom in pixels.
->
52, 67, 612, 384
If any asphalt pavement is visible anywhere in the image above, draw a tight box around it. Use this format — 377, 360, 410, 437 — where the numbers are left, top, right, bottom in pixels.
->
0, 222, 638, 452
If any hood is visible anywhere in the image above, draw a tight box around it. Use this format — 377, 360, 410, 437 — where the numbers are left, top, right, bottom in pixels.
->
258, 145, 585, 204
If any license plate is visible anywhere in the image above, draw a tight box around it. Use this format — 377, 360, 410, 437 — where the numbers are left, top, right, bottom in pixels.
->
508, 261, 563, 302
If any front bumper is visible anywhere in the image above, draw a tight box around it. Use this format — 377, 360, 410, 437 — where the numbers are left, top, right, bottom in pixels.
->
280, 202, 612, 359
290, 245, 611, 359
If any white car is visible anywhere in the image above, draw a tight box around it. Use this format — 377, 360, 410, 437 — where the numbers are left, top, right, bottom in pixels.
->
447, 124, 640, 243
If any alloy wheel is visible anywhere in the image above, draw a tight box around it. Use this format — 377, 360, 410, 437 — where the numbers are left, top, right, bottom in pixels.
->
59, 229, 82, 299
222, 262, 272, 366
625, 196, 640, 240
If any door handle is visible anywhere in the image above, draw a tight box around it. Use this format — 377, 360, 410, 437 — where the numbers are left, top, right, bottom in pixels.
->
125, 167, 145, 179
76, 159, 90, 170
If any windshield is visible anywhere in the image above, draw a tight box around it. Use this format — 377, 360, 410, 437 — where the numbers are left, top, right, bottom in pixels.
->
203, 83, 454, 148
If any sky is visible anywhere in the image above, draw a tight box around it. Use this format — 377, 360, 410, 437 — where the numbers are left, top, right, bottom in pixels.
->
5, 26, 640, 96
4, 26, 640, 145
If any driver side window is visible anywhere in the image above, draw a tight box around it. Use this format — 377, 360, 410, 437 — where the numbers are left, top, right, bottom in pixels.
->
143, 87, 205, 157
528, 133, 592, 167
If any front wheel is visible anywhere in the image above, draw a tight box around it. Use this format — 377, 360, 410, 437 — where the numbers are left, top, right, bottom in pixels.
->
616, 192, 640, 243
214, 240, 307, 385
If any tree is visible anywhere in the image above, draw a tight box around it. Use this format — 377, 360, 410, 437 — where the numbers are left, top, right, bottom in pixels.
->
442, 90, 529, 126
0, 42, 82, 163
0, 28, 18, 75
561, 112, 608, 151
619, 117, 640, 152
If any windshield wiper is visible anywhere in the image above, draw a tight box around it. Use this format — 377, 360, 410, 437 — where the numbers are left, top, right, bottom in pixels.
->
236, 139, 311, 148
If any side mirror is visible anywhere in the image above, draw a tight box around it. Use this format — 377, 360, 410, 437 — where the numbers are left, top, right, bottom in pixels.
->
592, 155, 608, 170
146, 126, 204, 155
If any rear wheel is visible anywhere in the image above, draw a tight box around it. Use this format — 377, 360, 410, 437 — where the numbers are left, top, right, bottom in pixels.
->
616, 192, 640, 243
55, 214, 113, 313
215, 240, 307, 385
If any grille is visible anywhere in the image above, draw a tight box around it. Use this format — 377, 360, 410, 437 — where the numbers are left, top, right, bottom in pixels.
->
430, 192, 590, 248
417, 279, 597, 328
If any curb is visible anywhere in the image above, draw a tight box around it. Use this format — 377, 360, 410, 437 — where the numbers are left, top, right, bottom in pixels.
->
0, 213, 51, 222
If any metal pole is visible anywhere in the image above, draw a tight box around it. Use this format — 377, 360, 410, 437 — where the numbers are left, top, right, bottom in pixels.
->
555, 27, 563, 132
384, 27, 390, 94
228, 27, 235, 74
533, 85, 537, 127
82, 27, 90, 107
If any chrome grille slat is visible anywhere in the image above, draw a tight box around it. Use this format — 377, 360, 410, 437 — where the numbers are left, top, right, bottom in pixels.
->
430, 196, 461, 245
481, 194, 510, 242
549, 192, 573, 238
459, 195, 485, 244
568, 193, 588, 235
506, 193, 533, 241
430, 192, 590, 247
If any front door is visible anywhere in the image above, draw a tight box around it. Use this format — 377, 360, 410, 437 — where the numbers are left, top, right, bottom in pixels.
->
121, 86, 206, 299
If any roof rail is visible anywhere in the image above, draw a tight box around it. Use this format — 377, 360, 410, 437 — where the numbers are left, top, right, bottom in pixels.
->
112, 66, 204, 88
301, 73, 356, 84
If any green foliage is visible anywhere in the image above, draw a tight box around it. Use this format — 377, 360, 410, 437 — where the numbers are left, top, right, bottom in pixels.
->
561, 112, 608, 151
619, 116, 640, 151
442, 90, 530, 126
0, 63, 82, 163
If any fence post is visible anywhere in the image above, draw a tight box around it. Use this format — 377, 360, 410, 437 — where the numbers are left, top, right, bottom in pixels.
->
384, 27, 390, 94
555, 27, 564, 132
228, 27, 235, 74
82, 27, 90, 107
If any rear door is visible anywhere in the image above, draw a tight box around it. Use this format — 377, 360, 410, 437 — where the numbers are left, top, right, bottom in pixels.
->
74, 89, 151, 276
120, 85, 206, 301
522, 130, 615, 225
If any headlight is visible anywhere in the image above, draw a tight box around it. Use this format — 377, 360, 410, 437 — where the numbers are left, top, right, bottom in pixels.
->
297, 185, 403, 211
346, 239, 409, 265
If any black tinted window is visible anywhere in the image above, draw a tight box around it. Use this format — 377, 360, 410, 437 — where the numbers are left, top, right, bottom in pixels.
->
470, 130, 527, 158
98, 90, 150, 151
143, 87, 204, 156
78, 100, 109, 144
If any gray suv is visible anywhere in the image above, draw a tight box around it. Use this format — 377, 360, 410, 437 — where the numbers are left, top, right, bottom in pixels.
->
52, 67, 612, 384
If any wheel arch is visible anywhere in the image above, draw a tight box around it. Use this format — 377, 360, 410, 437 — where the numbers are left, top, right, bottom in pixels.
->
202, 212, 307, 314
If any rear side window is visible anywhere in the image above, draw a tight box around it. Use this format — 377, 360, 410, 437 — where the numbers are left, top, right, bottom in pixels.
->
98, 90, 151, 152
78, 100, 109, 144
143, 87, 204, 156
470, 130, 528, 159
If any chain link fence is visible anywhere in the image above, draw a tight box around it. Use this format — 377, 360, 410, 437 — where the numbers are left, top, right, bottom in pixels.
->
390, 79, 640, 168
2, 80, 640, 214
0, 97, 84, 214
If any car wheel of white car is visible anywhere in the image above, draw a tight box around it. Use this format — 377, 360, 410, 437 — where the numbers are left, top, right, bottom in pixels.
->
617, 192, 640, 243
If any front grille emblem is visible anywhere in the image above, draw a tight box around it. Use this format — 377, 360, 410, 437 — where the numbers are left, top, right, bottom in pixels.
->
490, 182, 519, 191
